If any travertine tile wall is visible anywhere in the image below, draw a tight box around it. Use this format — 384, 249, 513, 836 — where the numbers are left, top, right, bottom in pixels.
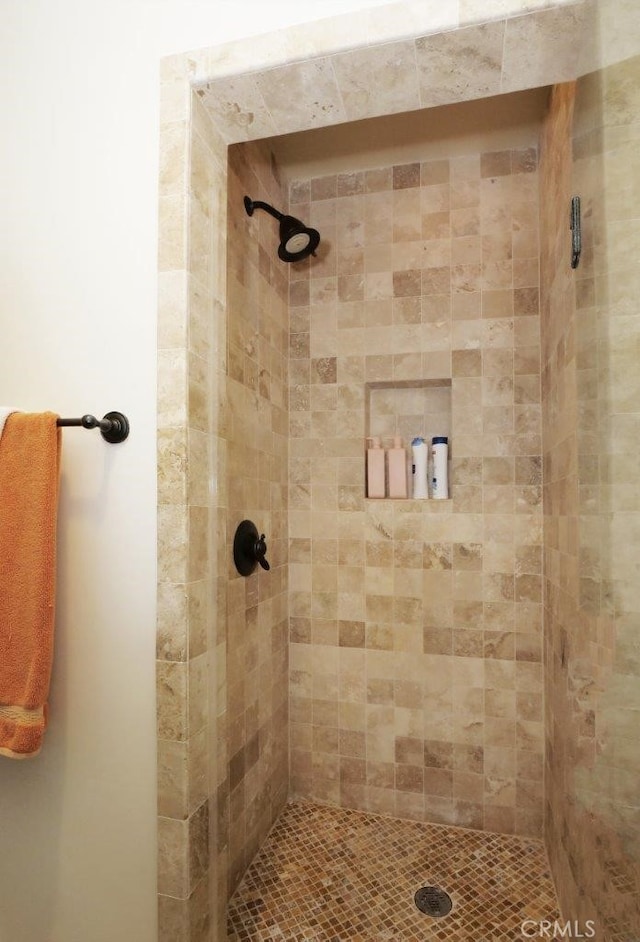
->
540, 68, 640, 939
157, 85, 227, 940
156, 90, 291, 939
288, 149, 545, 836
223, 141, 290, 900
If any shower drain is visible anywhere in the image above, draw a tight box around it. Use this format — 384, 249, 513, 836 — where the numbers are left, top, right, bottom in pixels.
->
414, 886, 453, 917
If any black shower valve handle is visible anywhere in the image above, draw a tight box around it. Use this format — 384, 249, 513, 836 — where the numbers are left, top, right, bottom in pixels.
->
233, 519, 272, 576
255, 534, 270, 571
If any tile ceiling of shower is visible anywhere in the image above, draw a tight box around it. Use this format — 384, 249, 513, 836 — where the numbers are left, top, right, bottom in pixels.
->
267, 87, 550, 180
196, 1, 592, 145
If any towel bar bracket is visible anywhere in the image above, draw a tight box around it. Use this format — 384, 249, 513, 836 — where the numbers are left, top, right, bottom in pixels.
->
98, 411, 130, 443
56, 411, 130, 444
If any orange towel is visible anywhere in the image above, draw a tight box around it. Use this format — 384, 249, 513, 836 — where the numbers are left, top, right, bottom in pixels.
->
0, 412, 61, 758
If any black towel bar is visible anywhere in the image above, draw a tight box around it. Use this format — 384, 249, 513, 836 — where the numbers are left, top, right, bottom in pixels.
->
56, 411, 130, 444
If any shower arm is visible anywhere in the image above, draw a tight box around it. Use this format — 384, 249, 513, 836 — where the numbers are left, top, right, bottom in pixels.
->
243, 196, 284, 222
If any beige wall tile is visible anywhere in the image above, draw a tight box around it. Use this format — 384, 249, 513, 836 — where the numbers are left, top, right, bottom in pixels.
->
332, 41, 420, 121
416, 23, 505, 108
502, 5, 585, 92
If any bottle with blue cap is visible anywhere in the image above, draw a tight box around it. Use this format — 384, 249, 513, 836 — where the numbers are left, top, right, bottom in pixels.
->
411, 436, 429, 499
431, 436, 449, 499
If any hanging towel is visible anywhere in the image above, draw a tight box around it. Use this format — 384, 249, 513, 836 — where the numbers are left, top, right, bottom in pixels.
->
0, 412, 61, 758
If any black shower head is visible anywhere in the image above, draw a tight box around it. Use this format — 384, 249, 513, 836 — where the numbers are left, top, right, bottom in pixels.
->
277, 213, 320, 263
244, 195, 320, 263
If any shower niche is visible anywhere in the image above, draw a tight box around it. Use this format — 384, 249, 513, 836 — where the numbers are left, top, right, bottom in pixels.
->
365, 378, 452, 499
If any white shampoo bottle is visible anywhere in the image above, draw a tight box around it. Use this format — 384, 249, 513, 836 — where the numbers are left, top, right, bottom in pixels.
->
431, 436, 449, 499
411, 436, 429, 499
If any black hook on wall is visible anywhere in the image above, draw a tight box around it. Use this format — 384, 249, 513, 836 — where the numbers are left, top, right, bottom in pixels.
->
570, 196, 581, 269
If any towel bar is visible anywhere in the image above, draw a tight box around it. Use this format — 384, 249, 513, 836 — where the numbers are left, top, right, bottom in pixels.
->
56, 411, 130, 443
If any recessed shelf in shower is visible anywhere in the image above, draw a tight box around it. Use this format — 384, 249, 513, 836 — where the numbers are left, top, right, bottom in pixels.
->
365, 378, 452, 445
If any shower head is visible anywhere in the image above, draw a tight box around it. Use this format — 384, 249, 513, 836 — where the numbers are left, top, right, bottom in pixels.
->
277, 213, 321, 263
244, 195, 320, 263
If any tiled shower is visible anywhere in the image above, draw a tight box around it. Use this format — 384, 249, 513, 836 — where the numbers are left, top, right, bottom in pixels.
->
156, 1, 640, 939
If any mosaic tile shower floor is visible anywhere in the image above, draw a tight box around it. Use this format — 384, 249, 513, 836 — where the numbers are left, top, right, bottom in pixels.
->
227, 801, 560, 941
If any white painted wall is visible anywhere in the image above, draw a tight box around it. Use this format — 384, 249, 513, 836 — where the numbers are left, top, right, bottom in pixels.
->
0, 2, 392, 940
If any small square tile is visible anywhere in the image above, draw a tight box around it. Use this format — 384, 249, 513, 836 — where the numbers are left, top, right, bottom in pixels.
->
227, 801, 560, 940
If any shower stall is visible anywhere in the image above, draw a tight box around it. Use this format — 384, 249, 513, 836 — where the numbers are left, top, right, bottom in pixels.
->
156, 0, 640, 938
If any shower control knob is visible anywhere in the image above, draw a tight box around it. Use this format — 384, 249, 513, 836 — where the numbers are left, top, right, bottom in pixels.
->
233, 519, 271, 576
255, 534, 270, 571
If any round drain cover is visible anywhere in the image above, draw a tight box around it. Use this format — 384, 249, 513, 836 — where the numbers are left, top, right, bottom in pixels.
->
414, 886, 453, 917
